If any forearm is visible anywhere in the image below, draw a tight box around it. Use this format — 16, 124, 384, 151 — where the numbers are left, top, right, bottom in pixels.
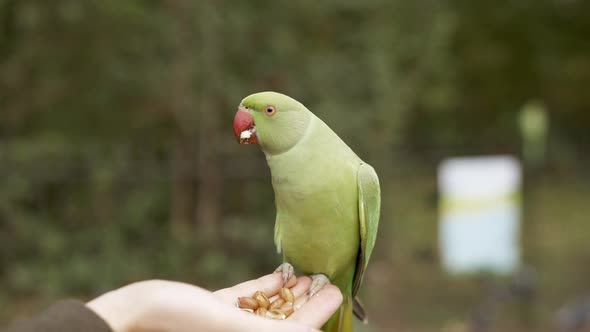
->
1, 300, 112, 332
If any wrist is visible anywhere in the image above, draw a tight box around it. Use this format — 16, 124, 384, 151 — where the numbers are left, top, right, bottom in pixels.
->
87, 283, 144, 332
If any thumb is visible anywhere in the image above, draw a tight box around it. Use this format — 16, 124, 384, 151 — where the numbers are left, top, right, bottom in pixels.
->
253, 319, 321, 332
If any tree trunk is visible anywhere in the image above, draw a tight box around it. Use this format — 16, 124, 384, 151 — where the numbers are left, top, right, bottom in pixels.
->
165, 0, 199, 237
194, 0, 223, 238
170, 136, 195, 237
165, 0, 224, 239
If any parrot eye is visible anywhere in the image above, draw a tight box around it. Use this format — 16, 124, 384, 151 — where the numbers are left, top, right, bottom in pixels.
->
264, 105, 276, 117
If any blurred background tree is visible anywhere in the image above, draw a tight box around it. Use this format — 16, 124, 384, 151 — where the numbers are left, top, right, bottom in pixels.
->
0, 0, 589, 331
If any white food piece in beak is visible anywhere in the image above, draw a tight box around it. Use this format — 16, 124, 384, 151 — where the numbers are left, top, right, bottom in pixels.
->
240, 130, 252, 140
239, 126, 256, 144
240, 126, 256, 139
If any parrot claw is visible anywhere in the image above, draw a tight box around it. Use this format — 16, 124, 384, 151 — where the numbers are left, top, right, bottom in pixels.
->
307, 274, 330, 298
274, 262, 295, 287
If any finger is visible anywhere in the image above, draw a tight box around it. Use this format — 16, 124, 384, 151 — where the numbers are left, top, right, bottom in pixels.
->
224, 309, 321, 332
203, 291, 321, 332
215, 273, 297, 304
288, 285, 343, 328
269, 276, 311, 303
290, 276, 312, 298
255, 320, 321, 332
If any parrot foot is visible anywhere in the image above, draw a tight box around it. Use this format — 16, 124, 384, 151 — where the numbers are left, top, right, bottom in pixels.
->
307, 274, 330, 298
274, 262, 295, 287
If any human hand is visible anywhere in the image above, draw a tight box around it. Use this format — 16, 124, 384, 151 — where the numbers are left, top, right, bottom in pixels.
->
87, 273, 343, 332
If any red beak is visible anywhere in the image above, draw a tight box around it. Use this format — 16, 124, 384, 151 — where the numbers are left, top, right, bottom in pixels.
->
233, 108, 258, 144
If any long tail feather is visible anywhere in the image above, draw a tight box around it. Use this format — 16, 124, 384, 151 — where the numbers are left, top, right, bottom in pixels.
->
352, 296, 368, 324
323, 295, 353, 332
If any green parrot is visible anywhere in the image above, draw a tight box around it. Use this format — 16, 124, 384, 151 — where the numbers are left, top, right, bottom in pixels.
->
233, 91, 380, 332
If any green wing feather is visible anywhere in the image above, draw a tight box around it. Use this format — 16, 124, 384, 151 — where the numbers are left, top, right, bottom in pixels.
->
352, 163, 381, 297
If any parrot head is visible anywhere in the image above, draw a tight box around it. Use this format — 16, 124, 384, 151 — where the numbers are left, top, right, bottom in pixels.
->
233, 91, 311, 155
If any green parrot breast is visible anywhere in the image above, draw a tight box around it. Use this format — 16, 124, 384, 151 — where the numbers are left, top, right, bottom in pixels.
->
266, 116, 361, 286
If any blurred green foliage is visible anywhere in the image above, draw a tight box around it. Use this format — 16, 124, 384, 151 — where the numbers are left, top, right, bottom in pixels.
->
0, 0, 589, 330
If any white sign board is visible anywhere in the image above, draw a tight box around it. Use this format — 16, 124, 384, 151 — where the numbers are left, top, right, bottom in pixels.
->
438, 156, 521, 275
